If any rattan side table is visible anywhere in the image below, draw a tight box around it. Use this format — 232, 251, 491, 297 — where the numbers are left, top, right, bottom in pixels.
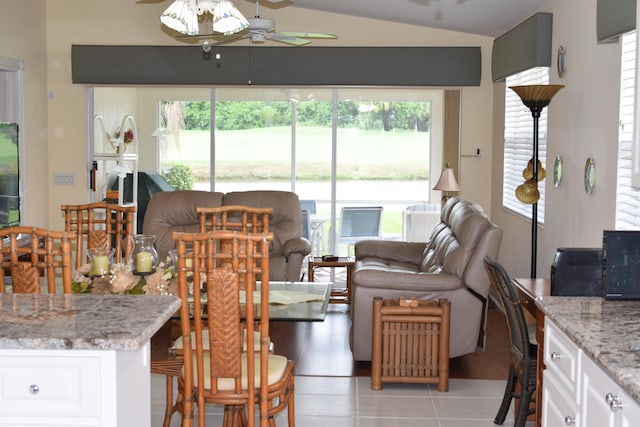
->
371, 297, 451, 392
307, 256, 354, 304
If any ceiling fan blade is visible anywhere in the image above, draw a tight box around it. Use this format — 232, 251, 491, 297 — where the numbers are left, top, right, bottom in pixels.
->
178, 32, 248, 41
278, 32, 337, 39
267, 33, 311, 46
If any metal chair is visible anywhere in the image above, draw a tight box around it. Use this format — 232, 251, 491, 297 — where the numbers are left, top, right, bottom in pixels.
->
338, 206, 383, 255
172, 230, 296, 427
301, 209, 311, 241
300, 200, 326, 256
60, 201, 136, 270
483, 256, 537, 427
299, 199, 317, 215
0, 226, 75, 294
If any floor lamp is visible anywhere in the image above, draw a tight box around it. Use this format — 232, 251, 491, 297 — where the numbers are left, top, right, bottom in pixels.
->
510, 84, 564, 278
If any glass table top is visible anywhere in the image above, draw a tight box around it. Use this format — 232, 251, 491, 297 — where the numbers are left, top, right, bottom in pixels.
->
188, 281, 331, 322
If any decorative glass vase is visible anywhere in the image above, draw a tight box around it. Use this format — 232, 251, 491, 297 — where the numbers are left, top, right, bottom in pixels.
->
87, 247, 115, 277
132, 234, 158, 275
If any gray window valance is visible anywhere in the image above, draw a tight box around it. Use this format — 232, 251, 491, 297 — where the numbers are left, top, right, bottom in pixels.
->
71, 45, 481, 87
491, 12, 553, 82
597, 0, 636, 43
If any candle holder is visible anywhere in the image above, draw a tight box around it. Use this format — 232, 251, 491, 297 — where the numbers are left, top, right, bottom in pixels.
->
132, 234, 158, 276
87, 247, 115, 277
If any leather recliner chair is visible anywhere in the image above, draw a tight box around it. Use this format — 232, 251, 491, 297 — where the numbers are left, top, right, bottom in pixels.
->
350, 197, 503, 361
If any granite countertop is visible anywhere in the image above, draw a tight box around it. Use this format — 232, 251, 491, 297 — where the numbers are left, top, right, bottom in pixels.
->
536, 296, 640, 404
0, 294, 181, 351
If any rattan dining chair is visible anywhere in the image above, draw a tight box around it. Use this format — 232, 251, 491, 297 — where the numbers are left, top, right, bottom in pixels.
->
197, 205, 271, 234
483, 256, 537, 427
61, 201, 136, 270
0, 226, 75, 294
173, 230, 295, 427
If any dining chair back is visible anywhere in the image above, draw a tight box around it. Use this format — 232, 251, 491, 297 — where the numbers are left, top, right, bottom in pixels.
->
172, 230, 295, 427
339, 206, 383, 255
197, 205, 271, 234
483, 256, 537, 427
61, 201, 136, 270
0, 226, 76, 294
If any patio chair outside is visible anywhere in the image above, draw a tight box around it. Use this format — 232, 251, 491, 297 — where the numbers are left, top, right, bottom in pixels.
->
338, 206, 383, 256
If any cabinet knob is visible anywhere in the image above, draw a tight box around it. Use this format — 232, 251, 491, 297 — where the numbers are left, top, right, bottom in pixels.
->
564, 415, 575, 425
551, 351, 562, 360
605, 393, 623, 411
29, 384, 40, 395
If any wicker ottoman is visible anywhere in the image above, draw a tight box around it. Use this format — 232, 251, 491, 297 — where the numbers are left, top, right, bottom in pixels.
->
371, 297, 451, 392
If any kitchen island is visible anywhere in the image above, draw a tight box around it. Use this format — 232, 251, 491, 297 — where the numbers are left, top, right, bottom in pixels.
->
0, 293, 181, 427
536, 296, 640, 426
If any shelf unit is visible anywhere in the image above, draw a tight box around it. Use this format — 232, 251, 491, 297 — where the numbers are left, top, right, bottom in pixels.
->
92, 115, 139, 232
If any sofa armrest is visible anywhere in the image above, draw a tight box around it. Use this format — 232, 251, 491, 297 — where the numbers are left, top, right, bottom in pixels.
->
281, 237, 312, 258
355, 240, 425, 265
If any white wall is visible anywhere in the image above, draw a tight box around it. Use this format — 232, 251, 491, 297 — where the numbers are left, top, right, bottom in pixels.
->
490, 0, 622, 278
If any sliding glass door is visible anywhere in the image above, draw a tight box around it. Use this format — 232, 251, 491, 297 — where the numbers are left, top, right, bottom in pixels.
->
93, 86, 442, 254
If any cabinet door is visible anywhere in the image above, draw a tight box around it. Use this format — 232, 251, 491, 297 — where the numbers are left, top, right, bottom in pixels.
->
581, 353, 630, 427
543, 368, 579, 427
545, 320, 580, 399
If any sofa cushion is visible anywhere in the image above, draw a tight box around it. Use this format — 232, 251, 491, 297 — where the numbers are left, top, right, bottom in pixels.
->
353, 259, 462, 291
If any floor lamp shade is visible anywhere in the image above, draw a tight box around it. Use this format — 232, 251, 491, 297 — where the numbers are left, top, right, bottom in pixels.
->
509, 84, 564, 278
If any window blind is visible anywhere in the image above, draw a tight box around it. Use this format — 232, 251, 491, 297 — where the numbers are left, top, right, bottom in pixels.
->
503, 67, 549, 223
615, 31, 640, 230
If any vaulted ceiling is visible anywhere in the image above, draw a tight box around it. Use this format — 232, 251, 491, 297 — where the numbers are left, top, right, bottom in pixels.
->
261, 0, 550, 37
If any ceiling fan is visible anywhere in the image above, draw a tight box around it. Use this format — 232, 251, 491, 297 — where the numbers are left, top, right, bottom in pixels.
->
178, 0, 337, 47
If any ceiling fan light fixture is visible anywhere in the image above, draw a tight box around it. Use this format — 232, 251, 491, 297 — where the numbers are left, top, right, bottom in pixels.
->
195, 0, 218, 15
161, 0, 200, 35
212, 0, 249, 35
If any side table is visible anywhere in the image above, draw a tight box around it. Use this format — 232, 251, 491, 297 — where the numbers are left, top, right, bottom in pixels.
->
307, 256, 354, 304
371, 297, 451, 392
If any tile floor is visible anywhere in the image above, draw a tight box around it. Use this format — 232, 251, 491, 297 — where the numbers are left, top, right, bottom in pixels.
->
151, 374, 534, 427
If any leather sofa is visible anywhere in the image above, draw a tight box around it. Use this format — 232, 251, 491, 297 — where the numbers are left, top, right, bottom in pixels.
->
143, 190, 311, 282
350, 197, 503, 361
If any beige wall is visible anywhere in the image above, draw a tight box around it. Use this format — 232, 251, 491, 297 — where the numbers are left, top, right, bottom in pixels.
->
5, 0, 622, 279
0, 0, 48, 227
490, 0, 622, 278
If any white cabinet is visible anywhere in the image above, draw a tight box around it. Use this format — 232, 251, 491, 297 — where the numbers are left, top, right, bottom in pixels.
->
543, 320, 640, 427
543, 320, 580, 427
581, 352, 640, 427
0, 345, 150, 427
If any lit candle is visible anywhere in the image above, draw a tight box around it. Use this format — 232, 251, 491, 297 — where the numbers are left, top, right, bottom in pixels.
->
136, 251, 153, 273
92, 255, 110, 276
